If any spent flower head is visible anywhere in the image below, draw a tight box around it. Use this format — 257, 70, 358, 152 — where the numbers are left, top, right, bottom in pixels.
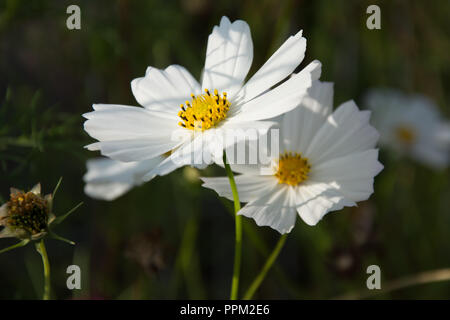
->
0, 184, 54, 240
0, 178, 82, 253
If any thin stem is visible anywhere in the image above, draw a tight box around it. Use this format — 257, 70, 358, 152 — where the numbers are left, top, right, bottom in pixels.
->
223, 152, 242, 300
243, 234, 288, 300
36, 240, 51, 300
220, 198, 303, 298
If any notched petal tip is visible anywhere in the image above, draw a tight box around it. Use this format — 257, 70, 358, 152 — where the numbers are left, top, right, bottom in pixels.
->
293, 30, 303, 38
82, 111, 94, 119
305, 60, 322, 81
85, 142, 101, 151
220, 16, 231, 26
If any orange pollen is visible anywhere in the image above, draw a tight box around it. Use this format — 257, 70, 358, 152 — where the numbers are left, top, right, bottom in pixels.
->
178, 89, 230, 131
275, 151, 311, 186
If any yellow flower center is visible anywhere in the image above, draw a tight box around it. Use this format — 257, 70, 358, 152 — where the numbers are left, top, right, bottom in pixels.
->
395, 125, 415, 145
275, 152, 311, 186
178, 89, 230, 131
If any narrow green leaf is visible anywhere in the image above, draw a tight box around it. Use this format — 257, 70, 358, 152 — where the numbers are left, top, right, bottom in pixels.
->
53, 201, 83, 225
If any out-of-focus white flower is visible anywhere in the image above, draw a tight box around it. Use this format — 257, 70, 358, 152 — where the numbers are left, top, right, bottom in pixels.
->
364, 88, 450, 169
83, 16, 321, 185
436, 123, 450, 145
202, 82, 383, 234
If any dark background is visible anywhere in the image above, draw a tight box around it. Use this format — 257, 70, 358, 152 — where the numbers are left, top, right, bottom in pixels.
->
0, 0, 449, 299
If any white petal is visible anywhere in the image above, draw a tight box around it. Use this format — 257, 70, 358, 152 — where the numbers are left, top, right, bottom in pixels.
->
201, 16, 253, 99
436, 122, 450, 145
97, 137, 184, 162
294, 149, 383, 225
152, 133, 214, 171
201, 175, 277, 203
83, 104, 178, 141
83, 157, 164, 200
412, 141, 449, 169
305, 100, 380, 165
311, 149, 384, 202
295, 182, 355, 226
142, 154, 182, 181
141, 133, 205, 180
238, 30, 306, 102
238, 185, 297, 234
220, 120, 276, 154
83, 105, 186, 162
229, 60, 322, 123
131, 65, 201, 111
279, 81, 334, 153
84, 182, 132, 202
213, 136, 271, 175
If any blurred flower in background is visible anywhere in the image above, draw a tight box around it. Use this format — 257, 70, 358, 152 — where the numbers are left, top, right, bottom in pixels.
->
364, 89, 450, 169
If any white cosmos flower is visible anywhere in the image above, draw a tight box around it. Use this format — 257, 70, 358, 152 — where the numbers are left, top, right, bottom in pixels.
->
202, 82, 383, 234
364, 88, 450, 169
83, 16, 322, 185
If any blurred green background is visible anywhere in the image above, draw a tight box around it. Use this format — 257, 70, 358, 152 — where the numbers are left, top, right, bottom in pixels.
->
0, 0, 449, 299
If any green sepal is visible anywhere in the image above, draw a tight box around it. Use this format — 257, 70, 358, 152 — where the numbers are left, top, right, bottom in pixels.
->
0, 239, 30, 254
48, 231, 75, 245
53, 201, 83, 225
52, 177, 63, 199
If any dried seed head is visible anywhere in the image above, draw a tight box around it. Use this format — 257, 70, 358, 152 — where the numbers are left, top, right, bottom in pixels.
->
0, 184, 52, 240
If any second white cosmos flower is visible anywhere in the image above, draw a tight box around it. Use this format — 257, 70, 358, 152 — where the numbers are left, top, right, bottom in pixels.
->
83, 16, 321, 183
202, 82, 383, 234
364, 88, 450, 169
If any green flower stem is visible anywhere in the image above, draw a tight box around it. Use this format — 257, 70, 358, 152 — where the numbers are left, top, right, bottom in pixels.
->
36, 239, 51, 300
223, 152, 242, 300
243, 234, 288, 300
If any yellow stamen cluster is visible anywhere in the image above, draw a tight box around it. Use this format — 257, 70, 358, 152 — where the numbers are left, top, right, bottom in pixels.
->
178, 89, 230, 131
5, 191, 49, 235
275, 152, 311, 186
395, 125, 415, 145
